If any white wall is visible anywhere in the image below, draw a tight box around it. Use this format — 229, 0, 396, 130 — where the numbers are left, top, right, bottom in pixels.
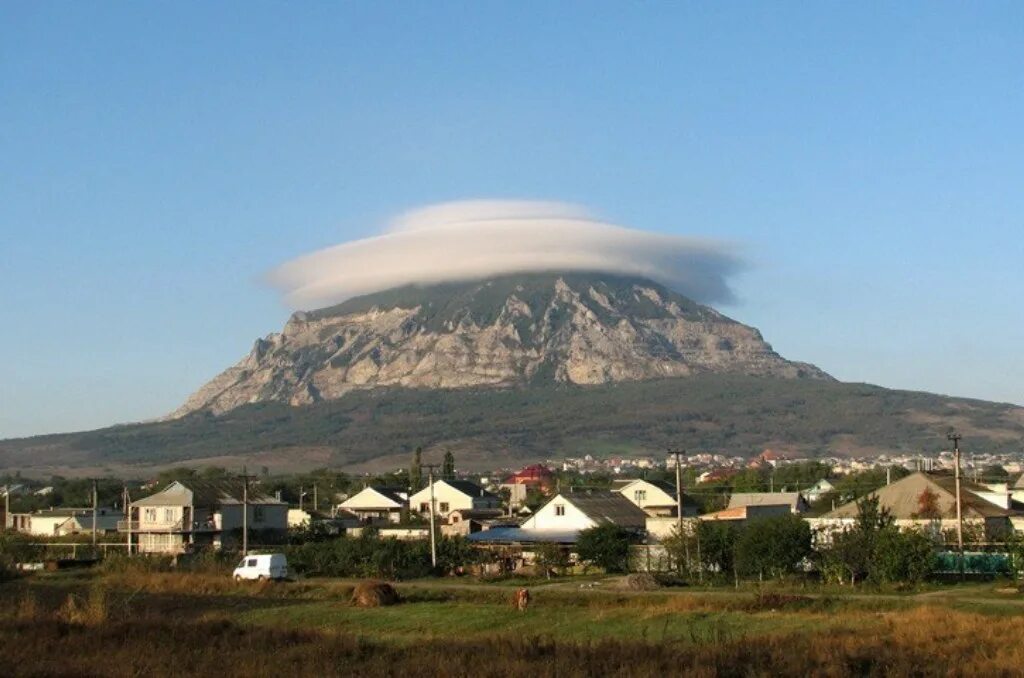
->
520, 495, 595, 531
409, 481, 498, 517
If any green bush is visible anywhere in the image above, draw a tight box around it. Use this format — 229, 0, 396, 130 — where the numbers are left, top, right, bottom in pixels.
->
576, 525, 635, 574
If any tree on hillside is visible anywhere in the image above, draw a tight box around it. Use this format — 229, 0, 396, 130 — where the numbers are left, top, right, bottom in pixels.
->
576, 524, 634, 573
409, 447, 423, 491
442, 450, 455, 480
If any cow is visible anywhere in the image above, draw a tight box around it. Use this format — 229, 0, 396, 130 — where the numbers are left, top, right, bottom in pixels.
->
513, 587, 530, 612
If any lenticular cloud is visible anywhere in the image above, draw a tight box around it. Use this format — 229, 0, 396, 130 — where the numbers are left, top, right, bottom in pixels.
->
269, 200, 744, 310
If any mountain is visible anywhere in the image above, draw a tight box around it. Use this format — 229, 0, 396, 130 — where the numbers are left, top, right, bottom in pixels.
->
173, 272, 831, 417
3, 272, 1022, 477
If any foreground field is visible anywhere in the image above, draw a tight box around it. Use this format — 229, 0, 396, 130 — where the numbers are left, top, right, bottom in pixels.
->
3, 573, 1024, 676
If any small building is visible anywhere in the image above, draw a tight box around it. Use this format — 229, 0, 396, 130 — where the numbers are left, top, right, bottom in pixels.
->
442, 508, 511, 537
803, 479, 835, 504
700, 504, 792, 523
505, 464, 555, 490
727, 492, 809, 515
614, 478, 699, 517
338, 486, 408, 524
9, 507, 99, 536
125, 479, 287, 554
408, 480, 500, 519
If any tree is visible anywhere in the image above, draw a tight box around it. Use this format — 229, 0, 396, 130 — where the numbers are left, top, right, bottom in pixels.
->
442, 450, 455, 481
871, 529, 937, 585
697, 521, 740, 581
576, 524, 634, 573
409, 447, 423, 491
982, 464, 1009, 483
820, 495, 936, 586
533, 542, 571, 578
734, 514, 812, 581
912, 488, 941, 519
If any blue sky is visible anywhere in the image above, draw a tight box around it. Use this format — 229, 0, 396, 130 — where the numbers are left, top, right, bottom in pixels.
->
1, 3, 1022, 438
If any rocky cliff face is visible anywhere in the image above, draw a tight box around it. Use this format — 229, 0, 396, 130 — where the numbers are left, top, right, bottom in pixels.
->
172, 272, 831, 417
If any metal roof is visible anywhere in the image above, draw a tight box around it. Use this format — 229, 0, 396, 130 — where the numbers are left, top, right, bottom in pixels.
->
132, 479, 283, 507
824, 472, 1015, 520
563, 491, 648, 528
467, 528, 582, 544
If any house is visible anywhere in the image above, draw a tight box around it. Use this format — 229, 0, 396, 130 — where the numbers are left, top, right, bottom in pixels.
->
441, 508, 510, 537
53, 509, 121, 536
727, 492, 809, 515
338, 486, 408, 524
803, 479, 835, 504
124, 479, 287, 554
614, 478, 699, 517
812, 471, 1020, 543
469, 490, 648, 545
408, 480, 500, 519
520, 490, 647, 532
505, 464, 555, 490
700, 504, 792, 523
9, 507, 98, 536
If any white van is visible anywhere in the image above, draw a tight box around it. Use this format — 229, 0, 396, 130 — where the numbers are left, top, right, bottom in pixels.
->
233, 553, 288, 581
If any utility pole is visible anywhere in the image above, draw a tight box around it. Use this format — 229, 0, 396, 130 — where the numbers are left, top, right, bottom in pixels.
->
669, 448, 685, 534
668, 447, 700, 582
313, 484, 318, 513
242, 473, 249, 556
948, 432, 964, 579
299, 486, 304, 513
3, 484, 9, 531
123, 485, 132, 556
92, 479, 98, 547
422, 463, 440, 569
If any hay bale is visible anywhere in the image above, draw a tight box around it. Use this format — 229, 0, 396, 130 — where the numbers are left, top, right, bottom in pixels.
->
351, 580, 400, 607
623, 573, 660, 591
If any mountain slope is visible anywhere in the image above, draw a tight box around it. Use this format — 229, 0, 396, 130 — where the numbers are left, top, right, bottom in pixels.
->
173, 272, 830, 417
2, 376, 1022, 476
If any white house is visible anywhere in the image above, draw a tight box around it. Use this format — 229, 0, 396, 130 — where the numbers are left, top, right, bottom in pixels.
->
125, 479, 287, 554
338, 486, 408, 524
614, 479, 698, 517
520, 491, 647, 532
9, 507, 106, 536
803, 479, 835, 504
408, 480, 500, 519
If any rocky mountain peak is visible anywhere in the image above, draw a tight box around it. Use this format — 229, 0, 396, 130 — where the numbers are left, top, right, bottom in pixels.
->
171, 272, 831, 418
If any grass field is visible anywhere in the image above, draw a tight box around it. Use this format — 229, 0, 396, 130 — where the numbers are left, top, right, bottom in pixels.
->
4, 571, 1024, 676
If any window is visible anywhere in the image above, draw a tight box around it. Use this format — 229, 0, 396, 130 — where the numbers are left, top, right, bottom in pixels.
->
439, 502, 450, 513
163, 508, 175, 522
254, 506, 265, 522
144, 508, 157, 522
419, 503, 430, 513
247, 558, 257, 567
634, 490, 647, 502
554, 504, 565, 516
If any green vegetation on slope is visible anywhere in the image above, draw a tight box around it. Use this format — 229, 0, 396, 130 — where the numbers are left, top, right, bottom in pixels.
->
1, 374, 1021, 471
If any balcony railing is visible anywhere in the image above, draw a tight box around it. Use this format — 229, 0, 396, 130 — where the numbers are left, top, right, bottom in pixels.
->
119, 518, 220, 533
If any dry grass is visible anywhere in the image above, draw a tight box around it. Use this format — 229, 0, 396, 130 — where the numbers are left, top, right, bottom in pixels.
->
1, 605, 1023, 677
3, 574, 1023, 676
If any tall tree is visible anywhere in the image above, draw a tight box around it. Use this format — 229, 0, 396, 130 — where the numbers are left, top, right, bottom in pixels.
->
442, 450, 455, 480
409, 447, 423, 490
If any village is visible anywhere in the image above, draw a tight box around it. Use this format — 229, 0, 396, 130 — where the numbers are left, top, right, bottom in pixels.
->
5, 442, 1024, 581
